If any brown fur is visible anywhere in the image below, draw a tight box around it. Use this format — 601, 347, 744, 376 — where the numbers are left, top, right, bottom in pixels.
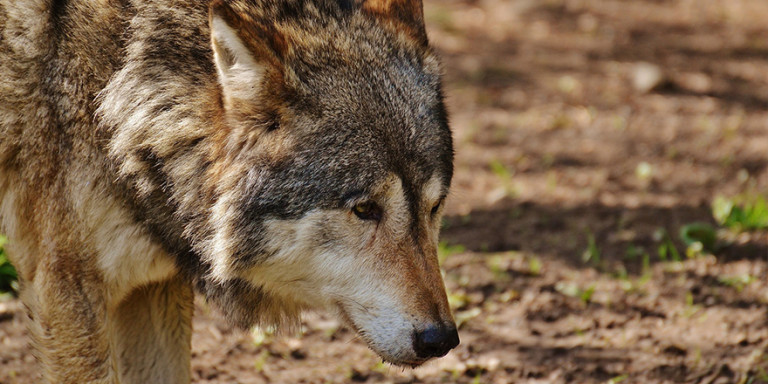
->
0, 0, 457, 382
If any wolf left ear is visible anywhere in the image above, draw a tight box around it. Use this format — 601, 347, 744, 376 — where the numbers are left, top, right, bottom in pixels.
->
209, 0, 286, 109
361, 0, 428, 44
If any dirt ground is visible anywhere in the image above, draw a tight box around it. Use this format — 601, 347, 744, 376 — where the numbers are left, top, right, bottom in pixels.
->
2, 0, 768, 383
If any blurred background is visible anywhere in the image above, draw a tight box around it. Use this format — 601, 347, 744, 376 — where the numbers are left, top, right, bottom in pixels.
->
2, 0, 768, 383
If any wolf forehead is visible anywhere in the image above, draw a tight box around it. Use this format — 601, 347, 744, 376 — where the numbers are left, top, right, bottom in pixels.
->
241, 90, 453, 221
278, 52, 454, 204
263, 0, 450, 150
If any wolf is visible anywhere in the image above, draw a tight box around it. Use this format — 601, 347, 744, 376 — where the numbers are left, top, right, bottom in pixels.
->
0, 0, 457, 382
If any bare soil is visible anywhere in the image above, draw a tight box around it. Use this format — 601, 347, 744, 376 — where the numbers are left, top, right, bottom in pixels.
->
2, 0, 768, 383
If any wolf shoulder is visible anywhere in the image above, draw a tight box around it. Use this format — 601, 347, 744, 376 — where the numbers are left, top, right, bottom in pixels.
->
0, 0, 207, 293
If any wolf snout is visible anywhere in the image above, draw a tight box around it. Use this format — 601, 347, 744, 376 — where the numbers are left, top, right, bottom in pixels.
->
412, 325, 460, 359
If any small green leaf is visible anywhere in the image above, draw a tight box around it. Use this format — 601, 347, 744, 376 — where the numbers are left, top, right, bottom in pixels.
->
438, 242, 466, 264
667, 239, 682, 262
582, 233, 601, 265
0, 236, 18, 293
656, 229, 681, 262
580, 285, 596, 304
718, 274, 756, 293
679, 222, 718, 253
609, 374, 629, 384
489, 160, 512, 182
455, 307, 482, 329
555, 282, 581, 298
712, 196, 734, 225
528, 257, 542, 276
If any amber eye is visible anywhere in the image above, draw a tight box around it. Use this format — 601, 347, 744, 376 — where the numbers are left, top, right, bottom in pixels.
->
353, 201, 382, 221
430, 199, 444, 217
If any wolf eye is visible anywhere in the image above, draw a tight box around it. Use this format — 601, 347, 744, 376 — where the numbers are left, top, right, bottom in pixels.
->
430, 199, 444, 217
352, 201, 382, 221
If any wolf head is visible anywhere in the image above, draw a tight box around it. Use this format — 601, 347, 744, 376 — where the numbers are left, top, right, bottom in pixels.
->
201, 0, 457, 365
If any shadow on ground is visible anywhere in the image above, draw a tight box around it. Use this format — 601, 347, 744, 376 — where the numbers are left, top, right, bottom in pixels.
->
443, 199, 767, 272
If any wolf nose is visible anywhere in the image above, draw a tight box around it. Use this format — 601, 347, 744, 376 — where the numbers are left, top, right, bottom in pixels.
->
413, 326, 460, 358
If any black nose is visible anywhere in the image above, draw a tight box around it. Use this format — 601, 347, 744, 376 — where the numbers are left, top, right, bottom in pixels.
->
412, 326, 460, 358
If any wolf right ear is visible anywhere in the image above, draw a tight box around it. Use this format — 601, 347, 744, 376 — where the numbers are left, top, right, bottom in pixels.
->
361, 0, 427, 45
209, 0, 285, 109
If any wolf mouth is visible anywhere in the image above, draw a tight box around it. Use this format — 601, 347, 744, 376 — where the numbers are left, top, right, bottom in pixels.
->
333, 301, 430, 367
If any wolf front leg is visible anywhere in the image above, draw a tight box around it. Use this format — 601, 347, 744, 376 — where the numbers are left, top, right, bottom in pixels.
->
21, 257, 194, 384
20, 256, 116, 384
110, 276, 194, 384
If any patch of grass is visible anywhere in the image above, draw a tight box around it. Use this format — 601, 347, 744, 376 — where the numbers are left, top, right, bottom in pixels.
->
490, 158, 514, 179
555, 282, 597, 305
623, 244, 645, 261
613, 264, 628, 281
579, 285, 596, 304
654, 228, 682, 262
616, 252, 653, 294
692, 347, 702, 368
639, 253, 652, 284
455, 307, 482, 329
252, 350, 270, 373
528, 256, 542, 276
447, 291, 470, 311
582, 232, 602, 267
713, 194, 768, 231
679, 222, 718, 258
489, 160, 517, 199
438, 241, 466, 265
0, 235, 18, 294
251, 326, 277, 347
487, 254, 511, 281
371, 361, 389, 374
718, 274, 756, 293
679, 222, 717, 250
608, 374, 629, 384
754, 367, 768, 382
498, 289, 519, 303
682, 291, 702, 318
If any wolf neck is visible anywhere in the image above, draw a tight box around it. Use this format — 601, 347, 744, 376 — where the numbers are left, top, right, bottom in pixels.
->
99, 77, 217, 257
94, 1, 232, 282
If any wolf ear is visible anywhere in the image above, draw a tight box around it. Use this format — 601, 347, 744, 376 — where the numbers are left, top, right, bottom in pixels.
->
361, 0, 427, 44
209, 0, 285, 108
